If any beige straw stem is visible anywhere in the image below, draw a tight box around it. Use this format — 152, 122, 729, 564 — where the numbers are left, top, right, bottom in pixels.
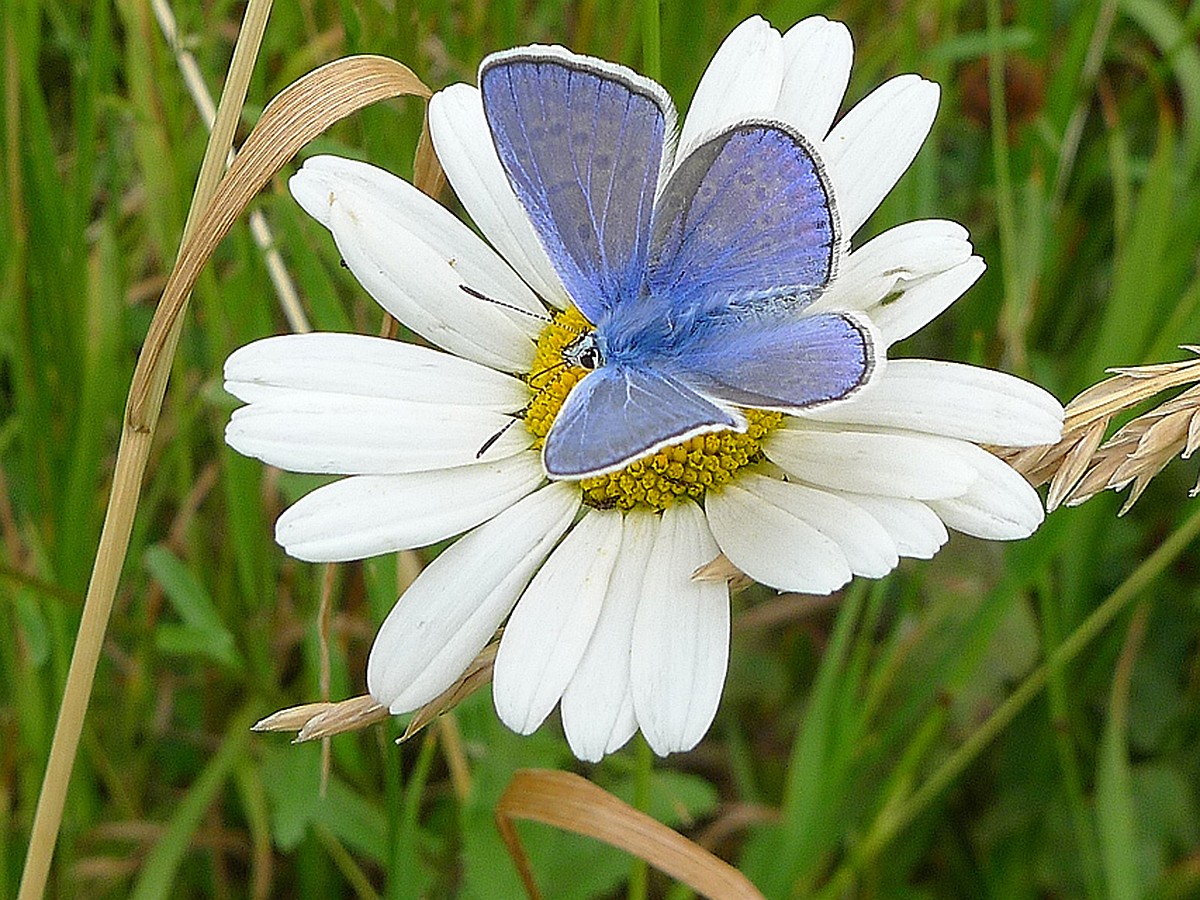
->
17, 2, 274, 895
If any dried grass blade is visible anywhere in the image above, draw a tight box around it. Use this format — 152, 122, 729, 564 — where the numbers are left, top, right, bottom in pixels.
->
495, 769, 764, 900
692, 552, 753, 593
129, 55, 431, 428
1187, 407, 1200, 459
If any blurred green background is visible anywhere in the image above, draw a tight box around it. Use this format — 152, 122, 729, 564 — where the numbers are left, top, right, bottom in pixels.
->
3, 0, 1200, 896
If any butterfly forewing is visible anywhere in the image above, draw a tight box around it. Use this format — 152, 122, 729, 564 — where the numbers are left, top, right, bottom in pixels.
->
649, 122, 839, 311
480, 50, 671, 323
543, 366, 743, 479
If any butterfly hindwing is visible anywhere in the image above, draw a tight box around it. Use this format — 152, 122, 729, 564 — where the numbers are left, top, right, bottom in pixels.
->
543, 365, 744, 479
649, 122, 839, 312
480, 49, 672, 323
673, 312, 877, 411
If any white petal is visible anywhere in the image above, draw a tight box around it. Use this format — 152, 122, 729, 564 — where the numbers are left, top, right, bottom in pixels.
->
630, 502, 729, 756
764, 424, 978, 500
824, 75, 940, 236
274, 453, 546, 562
493, 509, 623, 735
870, 256, 986, 346
225, 392, 532, 475
706, 480, 851, 594
677, 17, 783, 159
367, 483, 580, 712
323, 192, 535, 372
291, 156, 546, 326
735, 473, 898, 578
827, 492, 948, 559
224, 333, 528, 411
927, 442, 1045, 539
798, 358, 1064, 446
429, 85, 571, 309
561, 511, 658, 762
774, 17, 853, 141
813, 219, 973, 313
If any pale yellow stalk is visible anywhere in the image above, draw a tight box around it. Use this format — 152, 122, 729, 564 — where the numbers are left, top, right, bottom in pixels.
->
18, 2, 273, 895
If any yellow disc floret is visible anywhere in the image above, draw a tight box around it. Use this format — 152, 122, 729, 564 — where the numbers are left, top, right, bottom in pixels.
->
523, 307, 783, 512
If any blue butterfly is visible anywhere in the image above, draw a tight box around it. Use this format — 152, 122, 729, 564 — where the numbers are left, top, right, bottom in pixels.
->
479, 46, 878, 479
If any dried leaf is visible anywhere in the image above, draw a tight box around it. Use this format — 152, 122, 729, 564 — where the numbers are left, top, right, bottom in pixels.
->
1185, 408, 1200, 459
1065, 453, 1124, 507
1131, 408, 1191, 460
413, 112, 447, 198
496, 769, 763, 900
1002, 348, 1200, 513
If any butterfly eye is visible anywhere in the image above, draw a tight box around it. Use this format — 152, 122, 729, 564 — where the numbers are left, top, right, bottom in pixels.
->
563, 333, 604, 370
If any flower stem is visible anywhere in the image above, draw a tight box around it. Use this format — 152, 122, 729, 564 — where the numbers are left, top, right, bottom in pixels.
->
822, 502, 1200, 894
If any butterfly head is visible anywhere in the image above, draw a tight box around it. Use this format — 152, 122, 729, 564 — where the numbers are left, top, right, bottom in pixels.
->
562, 331, 605, 371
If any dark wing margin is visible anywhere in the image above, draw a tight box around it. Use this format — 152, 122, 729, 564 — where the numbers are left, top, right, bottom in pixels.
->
543, 365, 744, 479
649, 121, 839, 313
480, 48, 672, 324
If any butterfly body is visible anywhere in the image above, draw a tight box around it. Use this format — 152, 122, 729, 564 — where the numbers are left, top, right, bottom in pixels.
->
479, 47, 879, 479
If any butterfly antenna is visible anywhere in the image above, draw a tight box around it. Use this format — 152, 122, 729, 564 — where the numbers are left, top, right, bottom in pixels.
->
476, 413, 524, 459
527, 359, 567, 387
459, 284, 552, 322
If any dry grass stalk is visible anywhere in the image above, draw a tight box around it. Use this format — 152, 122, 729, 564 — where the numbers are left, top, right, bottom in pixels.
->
997, 348, 1200, 513
149, 0, 310, 333
18, 27, 434, 897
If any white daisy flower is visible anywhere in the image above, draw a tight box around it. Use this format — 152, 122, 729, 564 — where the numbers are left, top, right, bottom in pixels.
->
225, 16, 1063, 762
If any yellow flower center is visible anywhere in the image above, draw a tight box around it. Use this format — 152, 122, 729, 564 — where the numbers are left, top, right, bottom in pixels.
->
523, 307, 783, 511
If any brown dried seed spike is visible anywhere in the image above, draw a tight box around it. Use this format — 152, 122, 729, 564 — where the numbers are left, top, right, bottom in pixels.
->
1047, 419, 1108, 511
251, 695, 387, 740
402, 641, 500, 742
692, 552, 753, 593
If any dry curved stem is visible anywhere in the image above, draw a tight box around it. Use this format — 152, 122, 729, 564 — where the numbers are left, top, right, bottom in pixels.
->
128, 54, 432, 429
18, 39, 432, 898
496, 769, 765, 900
997, 347, 1200, 513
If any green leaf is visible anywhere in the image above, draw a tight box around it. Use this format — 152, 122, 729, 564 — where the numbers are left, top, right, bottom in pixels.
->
1097, 708, 1141, 900
144, 544, 243, 670
261, 743, 323, 851
129, 704, 257, 900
